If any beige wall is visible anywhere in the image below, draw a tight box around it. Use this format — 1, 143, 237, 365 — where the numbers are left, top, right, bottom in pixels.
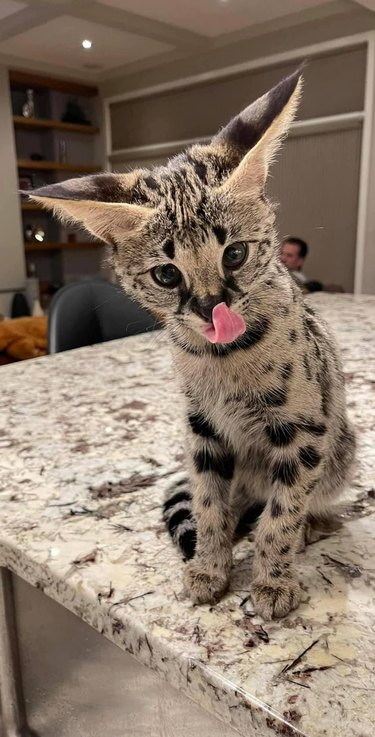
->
110, 47, 365, 151
0, 66, 25, 316
269, 126, 362, 293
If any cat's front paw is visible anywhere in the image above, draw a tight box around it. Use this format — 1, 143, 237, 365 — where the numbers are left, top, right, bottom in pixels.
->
251, 576, 301, 620
184, 561, 229, 604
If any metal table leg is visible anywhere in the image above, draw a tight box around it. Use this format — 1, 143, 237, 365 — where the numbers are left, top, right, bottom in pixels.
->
0, 568, 37, 737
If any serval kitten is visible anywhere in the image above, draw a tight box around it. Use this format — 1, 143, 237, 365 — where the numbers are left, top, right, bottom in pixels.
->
26, 70, 356, 619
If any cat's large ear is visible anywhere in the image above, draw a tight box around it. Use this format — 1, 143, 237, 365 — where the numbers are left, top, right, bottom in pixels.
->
23, 172, 154, 245
213, 69, 302, 196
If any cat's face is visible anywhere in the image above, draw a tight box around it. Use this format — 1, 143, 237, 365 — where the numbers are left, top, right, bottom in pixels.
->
25, 70, 302, 346
106, 151, 276, 343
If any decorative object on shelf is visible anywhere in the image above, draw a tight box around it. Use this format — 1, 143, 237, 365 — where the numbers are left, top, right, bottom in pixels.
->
11, 293, 31, 318
24, 224, 34, 242
58, 140, 67, 163
22, 88, 35, 118
30, 153, 44, 161
19, 175, 33, 190
24, 224, 46, 243
61, 98, 91, 125
33, 225, 46, 243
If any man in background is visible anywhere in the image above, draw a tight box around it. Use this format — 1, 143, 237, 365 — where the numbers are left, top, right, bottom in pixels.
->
280, 236, 308, 284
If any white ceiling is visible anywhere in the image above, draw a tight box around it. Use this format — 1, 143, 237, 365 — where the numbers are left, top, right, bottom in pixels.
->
0, 0, 372, 82
100, 0, 332, 38
0, 0, 26, 21
0, 14, 172, 71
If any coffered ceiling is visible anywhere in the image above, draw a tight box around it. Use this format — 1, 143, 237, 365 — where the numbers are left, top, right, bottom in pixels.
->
0, 0, 372, 82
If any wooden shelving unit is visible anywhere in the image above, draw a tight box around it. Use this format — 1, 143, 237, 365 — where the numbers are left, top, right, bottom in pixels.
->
13, 115, 99, 134
9, 69, 97, 97
18, 159, 100, 172
10, 68, 103, 298
24, 241, 101, 253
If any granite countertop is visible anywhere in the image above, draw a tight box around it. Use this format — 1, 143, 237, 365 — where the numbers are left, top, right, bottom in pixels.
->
0, 293, 374, 737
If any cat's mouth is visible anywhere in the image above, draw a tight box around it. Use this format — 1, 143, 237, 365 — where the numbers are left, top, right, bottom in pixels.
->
202, 302, 246, 344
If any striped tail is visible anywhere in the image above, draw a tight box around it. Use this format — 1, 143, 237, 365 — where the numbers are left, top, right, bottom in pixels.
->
163, 474, 265, 561
163, 474, 196, 560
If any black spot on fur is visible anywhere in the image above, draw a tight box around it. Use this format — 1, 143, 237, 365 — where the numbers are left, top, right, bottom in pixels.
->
202, 495, 212, 508
306, 480, 318, 495
280, 362, 293, 381
176, 286, 191, 315
225, 273, 243, 294
302, 316, 311, 341
289, 329, 298, 343
305, 315, 320, 339
266, 421, 296, 446
187, 155, 207, 183
194, 450, 234, 480
179, 528, 196, 560
272, 458, 299, 486
265, 533, 274, 544
299, 445, 321, 469
280, 544, 290, 555
270, 566, 283, 578
167, 508, 192, 534
235, 502, 265, 538
263, 361, 275, 373
262, 387, 287, 407
303, 354, 312, 380
298, 418, 326, 436
163, 239, 175, 260
196, 192, 207, 222
213, 225, 227, 245
319, 357, 331, 416
271, 499, 283, 517
163, 490, 191, 513
188, 412, 217, 438
144, 175, 160, 192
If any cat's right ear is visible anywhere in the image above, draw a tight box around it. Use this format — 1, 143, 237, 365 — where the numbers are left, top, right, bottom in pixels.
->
22, 172, 154, 246
213, 69, 303, 197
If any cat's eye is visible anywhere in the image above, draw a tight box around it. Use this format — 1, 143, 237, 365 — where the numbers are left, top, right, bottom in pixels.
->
222, 242, 248, 270
152, 263, 182, 288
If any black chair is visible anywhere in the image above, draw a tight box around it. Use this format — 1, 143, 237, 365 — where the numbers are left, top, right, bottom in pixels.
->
48, 279, 158, 354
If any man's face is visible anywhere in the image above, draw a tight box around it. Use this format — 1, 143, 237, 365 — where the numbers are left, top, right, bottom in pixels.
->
281, 242, 304, 271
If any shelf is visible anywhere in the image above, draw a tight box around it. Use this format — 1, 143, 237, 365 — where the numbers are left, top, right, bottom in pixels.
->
24, 241, 102, 252
18, 159, 100, 172
21, 202, 43, 211
9, 70, 97, 97
13, 115, 99, 135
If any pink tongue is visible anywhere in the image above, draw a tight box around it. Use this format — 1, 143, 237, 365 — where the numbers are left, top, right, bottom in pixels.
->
204, 302, 246, 344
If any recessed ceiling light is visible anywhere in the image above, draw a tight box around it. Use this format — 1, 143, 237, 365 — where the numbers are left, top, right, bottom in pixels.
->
82, 39, 92, 50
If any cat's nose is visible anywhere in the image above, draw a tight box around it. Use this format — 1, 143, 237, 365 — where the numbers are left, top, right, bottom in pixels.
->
191, 294, 228, 322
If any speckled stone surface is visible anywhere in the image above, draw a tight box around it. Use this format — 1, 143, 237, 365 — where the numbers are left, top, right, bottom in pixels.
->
0, 293, 374, 737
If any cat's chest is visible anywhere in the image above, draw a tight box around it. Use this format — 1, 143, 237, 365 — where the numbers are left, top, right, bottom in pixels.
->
180, 356, 265, 444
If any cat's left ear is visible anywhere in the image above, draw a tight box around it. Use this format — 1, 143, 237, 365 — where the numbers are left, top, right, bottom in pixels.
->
23, 172, 154, 245
214, 69, 303, 197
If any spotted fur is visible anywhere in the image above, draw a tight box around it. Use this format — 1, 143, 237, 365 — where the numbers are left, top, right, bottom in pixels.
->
27, 70, 356, 620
